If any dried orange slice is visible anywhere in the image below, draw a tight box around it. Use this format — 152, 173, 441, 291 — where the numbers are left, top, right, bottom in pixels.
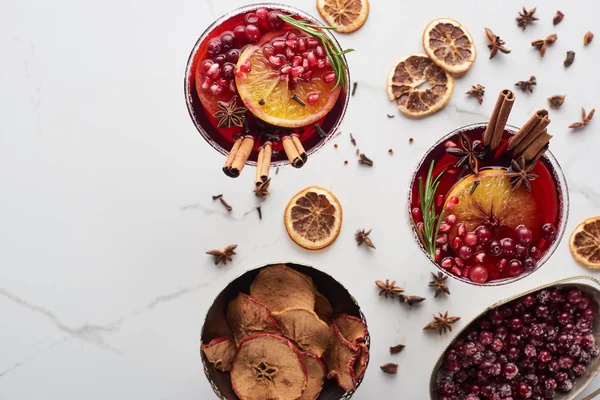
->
444, 169, 540, 239
569, 217, 600, 269
284, 186, 343, 250
235, 31, 341, 128
422, 18, 476, 74
386, 54, 454, 118
201, 337, 237, 372
316, 0, 369, 33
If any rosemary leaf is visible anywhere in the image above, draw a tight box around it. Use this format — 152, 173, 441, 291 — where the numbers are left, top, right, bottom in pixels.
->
414, 161, 446, 258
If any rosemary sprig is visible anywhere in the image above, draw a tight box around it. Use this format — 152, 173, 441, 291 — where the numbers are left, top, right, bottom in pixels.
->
278, 14, 354, 90
411, 161, 446, 258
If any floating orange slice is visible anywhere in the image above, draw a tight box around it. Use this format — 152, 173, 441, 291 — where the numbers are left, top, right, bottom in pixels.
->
316, 0, 370, 33
422, 18, 476, 74
570, 217, 600, 269
386, 54, 454, 118
284, 186, 342, 250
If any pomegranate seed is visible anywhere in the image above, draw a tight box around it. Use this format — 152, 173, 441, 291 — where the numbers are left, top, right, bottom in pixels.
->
285, 47, 295, 59
445, 214, 457, 225
301, 70, 312, 80
207, 63, 221, 79
322, 71, 336, 83
436, 234, 448, 245
216, 78, 228, 87
201, 59, 214, 72
317, 59, 326, 69
411, 207, 422, 222
307, 92, 319, 105
452, 237, 463, 250
240, 61, 252, 73
255, 8, 268, 20
228, 80, 236, 93
269, 56, 282, 67
417, 222, 424, 234
464, 233, 478, 246
298, 38, 307, 52
315, 45, 325, 58
245, 24, 261, 42
233, 25, 247, 44
272, 40, 285, 51
530, 246, 542, 260
201, 77, 212, 90
457, 223, 467, 237
439, 223, 451, 233
285, 40, 298, 49
454, 257, 464, 267
324, 57, 331, 67
280, 66, 292, 74
263, 46, 274, 58
445, 140, 458, 148
244, 12, 260, 26
302, 58, 309, 69
474, 252, 486, 263
450, 266, 462, 276
436, 195, 444, 208
435, 248, 442, 262
286, 32, 298, 41
496, 258, 508, 272
292, 56, 302, 67
441, 257, 454, 269
209, 84, 223, 95
446, 196, 459, 209
233, 67, 246, 79
291, 66, 304, 77
470, 265, 489, 284
307, 38, 320, 48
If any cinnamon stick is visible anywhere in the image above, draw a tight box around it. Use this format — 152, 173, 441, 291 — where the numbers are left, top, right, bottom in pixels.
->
508, 109, 550, 155
223, 137, 243, 177
255, 145, 264, 186
483, 89, 515, 151
282, 136, 304, 168
529, 144, 549, 165
255, 142, 272, 185
229, 136, 255, 177
291, 134, 307, 163
523, 131, 552, 162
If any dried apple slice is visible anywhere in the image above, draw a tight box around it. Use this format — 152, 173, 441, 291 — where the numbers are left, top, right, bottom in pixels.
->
323, 321, 359, 392
231, 333, 307, 400
226, 293, 282, 346
353, 343, 369, 381
314, 292, 334, 324
201, 336, 237, 372
299, 351, 327, 400
272, 307, 331, 357
335, 314, 368, 345
250, 264, 316, 312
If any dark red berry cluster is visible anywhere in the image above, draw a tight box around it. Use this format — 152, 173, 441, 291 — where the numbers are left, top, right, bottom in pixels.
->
436, 287, 598, 399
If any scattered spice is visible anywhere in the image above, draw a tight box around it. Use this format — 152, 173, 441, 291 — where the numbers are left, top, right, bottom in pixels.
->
218, 197, 233, 212
256, 205, 262, 220
548, 95, 566, 109
375, 279, 404, 298
206, 244, 237, 265
553, 10, 564, 25
254, 178, 271, 199
334, 144, 338, 149
352, 81, 358, 96
275, 167, 279, 175
446, 132, 484, 174
506, 156, 539, 192
466, 84, 485, 104
429, 272, 450, 298
258, 98, 265, 105
469, 180, 480, 195
387, 114, 395, 118
485, 28, 511, 59
380, 363, 398, 374
356, 229, 376, 249
564, 51, 575, 68
388, 149, 393, 155
344, 160, 348, 165
355, 149, 360, 156
212, 194, 223, 200
515, 76, 536, 93
390, 344, 405, 354
584, 31, 594, 46
423, 311, 461, 335
398, 294, 426, 306
569, 108, 595, 129
290, 93, 305, 106
315, 124, 327, 138
213, 96, 247, 129
409, 138, 414, 144
358, 153, 373, 166
349, 133, 356, 146
516, 7, 538, 30
531, 34, 557, 57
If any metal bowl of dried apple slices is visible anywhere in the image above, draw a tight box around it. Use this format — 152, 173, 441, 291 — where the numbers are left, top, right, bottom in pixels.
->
200, 262, 370, 400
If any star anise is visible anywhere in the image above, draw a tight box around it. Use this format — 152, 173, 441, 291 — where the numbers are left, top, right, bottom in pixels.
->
356, 229, 375, 249
506, 157, 539, 192
569, 108, 595, 129
515, 76, 536, 93
206, 244, 237, 265
548, 95, 566, 109
254, 178, 271, 199
485, 28, 511, 59
398, 294, 426, 306
375, 279, 405, 298
516, 7, 538, 30
213, 96, 247, 129
531, 34, 557, 57
445, 132, 484, 174
429, 272, 450, 298
390, 344, 405, 354
423, 311, 461, 335
466, 84, 485, 104
380, 363, 398, 374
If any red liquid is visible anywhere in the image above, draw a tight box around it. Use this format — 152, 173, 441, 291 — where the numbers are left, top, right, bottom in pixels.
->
410, 125, 563, 284
185, 7, 348, 164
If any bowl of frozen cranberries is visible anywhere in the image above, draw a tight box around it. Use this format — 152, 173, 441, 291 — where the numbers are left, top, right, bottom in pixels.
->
431, 279, 600, 399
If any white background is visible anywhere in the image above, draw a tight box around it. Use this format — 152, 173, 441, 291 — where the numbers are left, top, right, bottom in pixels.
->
1, 0, 600, 398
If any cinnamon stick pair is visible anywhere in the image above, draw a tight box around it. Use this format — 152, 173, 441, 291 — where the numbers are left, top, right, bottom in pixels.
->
508, 109, 552, 163
255, 142, 272, 186
282, 134, 307, 168
483, 89, 515, 151
223, 135, 255, 178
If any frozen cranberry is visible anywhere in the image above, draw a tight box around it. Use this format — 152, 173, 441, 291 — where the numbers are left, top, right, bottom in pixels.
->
470, 265, 489, 284
566, 288, 582, 304
444, 358, 460, 372
558, 312, 571, 325
579, 350, 591, 364
573, 363, 586, 376
569, 344, 582, 358
530, 323, 546, 337
538, 349, 551, 362
544, 377, 557, 390
558, 356, 573, 369
244, 12, 260, 25
489, 309, 504, 325
524, 344, 537, 358
537, 289, 551, 304
581, 333, 595, 349
488, 240, 502, 256
245, 24, 261, 42
207, 39, 223, 56
518, 382, 532, 398
509, 318, 523, 331
439, 380, 455, 395
479, 331, 493, 346
502, 362, 518, 379
508, 347, 520, 360
558, 379, 573, 392
514, 225, 533, 244
540, 223, 557, 240
458, 245, 473, 260
490, 338, 504, 352
507, 259, 523, 277
479, 319, 492, 330
266, 11, 284, 30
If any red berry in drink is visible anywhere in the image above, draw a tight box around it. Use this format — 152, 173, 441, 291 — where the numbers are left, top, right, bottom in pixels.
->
446, 196, 459, 209
322, 71, 336, 83
457, 223, 467, 237
445, 214, 457, 225
453, 257, 464, 267
496, 258, 507, 272
244, 12, 260, 26
214, 54, 227, 65
475, 226, 492, 243
226, 49, 241, 63
450, 266, 462, 277
514, 225, 533, 244
452, 237, 463, 250
439, 222, 451, 233
507, 259, 523, 277
500, 238, 515, 254
436, 233, 448, 245
220, 32, 236, 50
411, 207, 422, 222
457, 245, 473, 260
266, 11, 284, 30
436, 195, 444, 208
233, 25, 247, 44
514, 244, 529, 260
474, 252, 486, 263
523, 256, 536, 272
255, 8, 268, 20
292, 55, 302, 67
529, 245, 542, 260
541, 223, 557, 240
315, 45, 325, 58
201, 59, 214, 72
240, 61, 252, 73
220, 63, 235, 79
444, 140, 457, 148
245, 24, 261, 42
470, 265, 489, 284
306, 92, 319, 106
567, 288, 583, 304
435, 248, 442, 262
464, 232, 478, 246
285, 39, 298, 49
489, 240, 502, 256
207, 39, 223, 56
207, 62, 221, 79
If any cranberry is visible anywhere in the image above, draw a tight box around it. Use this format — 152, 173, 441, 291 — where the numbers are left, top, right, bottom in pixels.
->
538, 349, 551, 363
579, 350, 591, 364
579, 295, 591, 309
573, 363, 586, 376
470, 265, 489, 284
581, 333, 595, 349
524, 344, 537, 358
245, 24, 261, 42
518, 382, 532, 398
514, 225, 533, 244
479, 331, 493, 346
530, 246, 542, 260
544, 378, 557, 390
214, 54, 227, 65
207, 39, 223, 56
558, 312, 571, 325
540, 223, 557, 240
502, 363, 518, 379
569, 344, 582, 358
490, 338, 504, 352
474, 226, 492, 243
411, 207, 422, 222
458, 245, 473, 260
523, 257, 536, 272
232, 25, 247, 44
507, 259, 523, 277
489, 240, 502, 256
220, 32, 236, 51
508, 347, 520, 360
537, 290, 551, 304
514, 244, 529, 260
439, 380, 455, 395
494, 326, 508, 340
500, 238, 515, 254
566, 288, 583, 304
558, 379, 573, 392
479, 319, 492, 330
444, 358, 460, 372
496, 258, 508, 272
226, 49, 241, 63
244, 12, 260, 26
489, 309, 504, 325
509, 318, 523, 331
464, 233, 478, 246
266, 11, 284, 30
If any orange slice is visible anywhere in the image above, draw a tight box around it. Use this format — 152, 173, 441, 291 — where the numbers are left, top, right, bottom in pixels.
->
316, 0, 370, 33
386, 54, 454, 118
235, 31, 341, 128
284, 186, 342, 250
569, 217, 600, 269
422, 18, 476, 74
444, 169, 540, 238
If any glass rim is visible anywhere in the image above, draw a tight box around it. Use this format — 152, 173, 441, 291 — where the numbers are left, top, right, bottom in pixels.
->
406, 122, 570, 287
183, 2, 351, 167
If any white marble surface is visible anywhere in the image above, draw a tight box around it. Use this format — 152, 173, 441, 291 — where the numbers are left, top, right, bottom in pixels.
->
1, 0, 600, 398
